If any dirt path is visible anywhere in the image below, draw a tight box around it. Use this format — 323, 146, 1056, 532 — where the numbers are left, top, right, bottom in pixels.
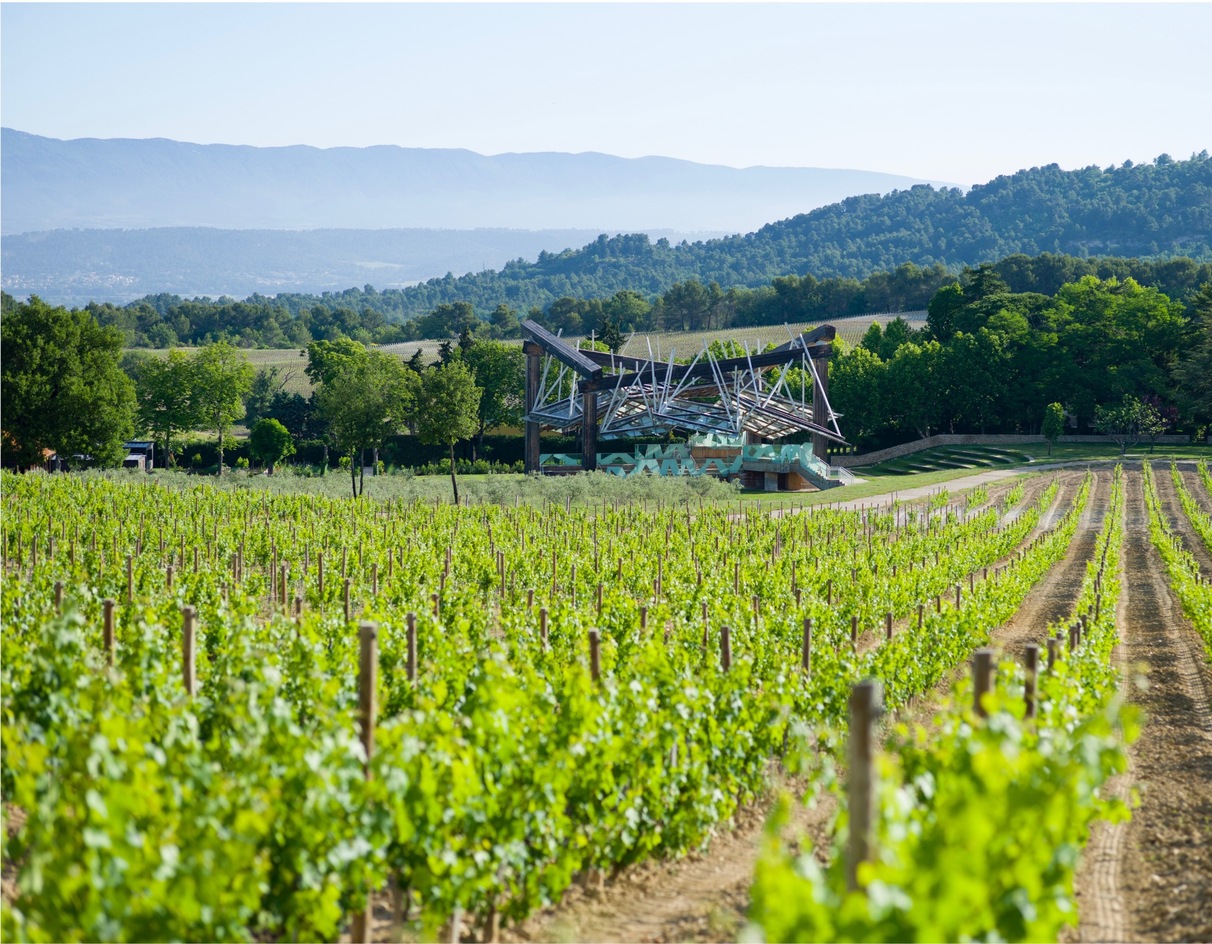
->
889, 472, 1086, 726
825, 467, 1030, 512
1071, 476, 1131, 944
1082, 470, 1212, 943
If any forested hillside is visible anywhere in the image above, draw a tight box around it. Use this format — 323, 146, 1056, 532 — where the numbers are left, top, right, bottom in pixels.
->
379, 153, 1211, 318
27, 252, 1210, 349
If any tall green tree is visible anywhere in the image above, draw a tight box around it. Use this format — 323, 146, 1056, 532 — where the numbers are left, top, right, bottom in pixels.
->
828, 343, 887, 448
244, 365, 296, 427
1, 296, 136, 468
1093, 394, 1165, 455
191, 342, 254, 475
1042, 402, 1066, 456
1174, 282, 1212, 426
884, 341, 944, 439
457, 340, 525, 461
249, 418, 295, 474
939, 330, 1007, 433
603, 290, 651, 333
1049, 276, 1185, 428
315, 350, 419, 498
925, 283, 965, 343
489, 303, 521, 338
132, 349, 201, 467
415, 361, 481, 506
303, 337, 369, 386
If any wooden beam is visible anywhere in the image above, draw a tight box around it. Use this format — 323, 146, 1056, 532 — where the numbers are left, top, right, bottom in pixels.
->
520, 320, 603, 379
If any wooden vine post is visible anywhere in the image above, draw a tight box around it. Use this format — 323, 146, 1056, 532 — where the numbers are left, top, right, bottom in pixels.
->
720, 625, 732, 672
1024, 644, 1040, 719
351, 621, 378, 944
846, 679, 882, 891
801, 618, 812, 674
406, 612, 418, 682
588, 629, 601, 682
972, 647, 994, 719
181, 605, 196, 697
102, 598, 115, 666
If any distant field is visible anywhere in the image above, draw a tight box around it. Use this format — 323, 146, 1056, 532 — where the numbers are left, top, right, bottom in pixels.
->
611, 311, 926, 358
132, 343, 443, 398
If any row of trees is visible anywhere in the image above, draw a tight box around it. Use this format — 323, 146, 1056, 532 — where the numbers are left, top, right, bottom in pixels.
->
125, 344, 255, 473
300, 339, 480, 501
128, 333, 520, 502
60, 250, 1212, 352
828, 269, 1212, 449
6, 268, 1210, 484
1, 294, 526, 503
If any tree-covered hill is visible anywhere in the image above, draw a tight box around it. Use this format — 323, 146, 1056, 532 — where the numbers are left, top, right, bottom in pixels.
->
381, 153, 1210, 317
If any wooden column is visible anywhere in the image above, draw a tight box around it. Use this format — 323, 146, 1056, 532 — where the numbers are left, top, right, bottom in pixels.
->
581, 382, 599, 472
811, 349, 832, 461
524, 341, 543, 474
847, 680, 881, 891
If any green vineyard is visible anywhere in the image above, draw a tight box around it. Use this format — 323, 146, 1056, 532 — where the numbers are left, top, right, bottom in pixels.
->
2, 463, 1210, 942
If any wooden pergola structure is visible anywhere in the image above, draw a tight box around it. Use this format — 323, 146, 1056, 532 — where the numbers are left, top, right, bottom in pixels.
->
522, 320, 845, 473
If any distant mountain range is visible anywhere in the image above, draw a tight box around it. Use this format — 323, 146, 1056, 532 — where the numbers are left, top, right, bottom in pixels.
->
1, 226, 722, 304
3, 130, 1208, 312
0, 128, 948, 235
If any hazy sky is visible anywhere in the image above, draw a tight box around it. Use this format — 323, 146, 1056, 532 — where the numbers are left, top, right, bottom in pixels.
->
2, 2, 1208, 185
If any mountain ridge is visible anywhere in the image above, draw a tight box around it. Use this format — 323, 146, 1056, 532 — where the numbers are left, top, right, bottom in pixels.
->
0, 128, 951, 235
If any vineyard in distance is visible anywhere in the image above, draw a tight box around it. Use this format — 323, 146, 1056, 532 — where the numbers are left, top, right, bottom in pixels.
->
3, 455, 1212, 943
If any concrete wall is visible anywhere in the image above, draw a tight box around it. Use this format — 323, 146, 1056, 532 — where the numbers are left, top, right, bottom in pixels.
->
831, 433, 1206, 469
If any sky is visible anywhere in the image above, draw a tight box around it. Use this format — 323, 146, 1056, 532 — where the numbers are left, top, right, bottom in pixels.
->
2, 2, 1209, 186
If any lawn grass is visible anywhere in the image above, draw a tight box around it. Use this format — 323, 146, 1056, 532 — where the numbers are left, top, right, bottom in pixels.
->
1036, 441, 1212, 463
